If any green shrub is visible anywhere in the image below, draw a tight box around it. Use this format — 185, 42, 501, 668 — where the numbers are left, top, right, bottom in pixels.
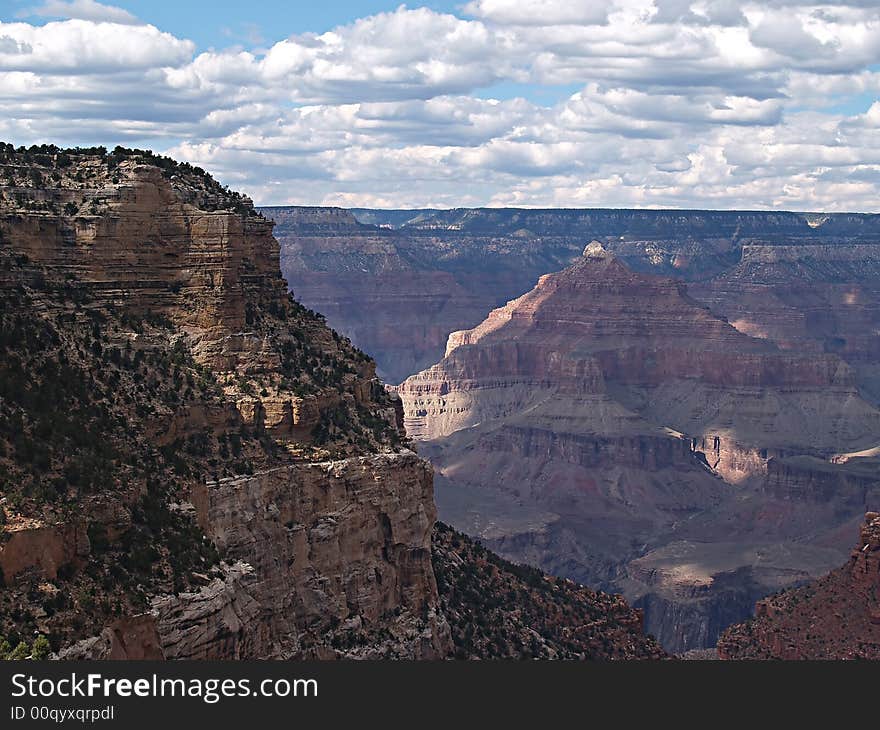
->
31, 635, 50, 660
8, 641, 30, 660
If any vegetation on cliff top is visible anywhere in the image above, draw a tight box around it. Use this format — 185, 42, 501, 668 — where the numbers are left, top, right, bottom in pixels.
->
0, 142, 253, 214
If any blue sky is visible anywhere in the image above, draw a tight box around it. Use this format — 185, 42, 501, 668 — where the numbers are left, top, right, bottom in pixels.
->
2, 1, 880, 210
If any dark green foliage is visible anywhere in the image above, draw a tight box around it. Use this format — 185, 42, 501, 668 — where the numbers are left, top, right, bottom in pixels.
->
31, 635, 51, 660
0, 280, 227, 647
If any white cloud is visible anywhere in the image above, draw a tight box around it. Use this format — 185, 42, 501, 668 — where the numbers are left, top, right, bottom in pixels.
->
463, 0, 616, 26
0, 20, 193, 71
1, 4, 880, 211
22, 0, 141, 25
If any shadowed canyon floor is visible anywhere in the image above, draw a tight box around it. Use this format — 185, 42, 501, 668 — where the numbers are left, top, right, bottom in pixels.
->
271, 206, 880, 653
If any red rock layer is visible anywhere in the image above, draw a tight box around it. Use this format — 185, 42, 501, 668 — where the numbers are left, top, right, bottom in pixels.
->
718, 512, 880, 660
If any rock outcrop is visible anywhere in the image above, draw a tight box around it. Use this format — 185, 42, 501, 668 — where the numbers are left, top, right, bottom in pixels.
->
58, 614, 165, 661
718, 513, 880, 659
186, 452, 448, 659
398, 245, 880, 652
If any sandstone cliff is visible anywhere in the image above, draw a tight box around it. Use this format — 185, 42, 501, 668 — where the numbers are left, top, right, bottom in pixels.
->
0, 144, 447, 659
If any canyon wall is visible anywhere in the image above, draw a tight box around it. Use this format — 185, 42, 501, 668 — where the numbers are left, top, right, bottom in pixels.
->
269, 203, 880, 652
0, 147, 449, 659
267, 206, 880, 391
398, 244, 880, 652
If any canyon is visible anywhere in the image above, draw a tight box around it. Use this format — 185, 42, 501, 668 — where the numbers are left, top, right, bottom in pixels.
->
273, 205, 880, 653
0, 145, 661, 661
2, 147, 877, 658
719, 511, 880, 660
272, 207, 880, 388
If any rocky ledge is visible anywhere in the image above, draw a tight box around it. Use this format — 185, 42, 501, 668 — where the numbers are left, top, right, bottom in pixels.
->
718, 512, 880, 660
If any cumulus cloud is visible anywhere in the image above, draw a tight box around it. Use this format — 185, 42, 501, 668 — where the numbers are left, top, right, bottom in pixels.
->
463, 0, 615, 26
0, 20, 193, 71
21, 0, 141, 25
1, 3, 880, 211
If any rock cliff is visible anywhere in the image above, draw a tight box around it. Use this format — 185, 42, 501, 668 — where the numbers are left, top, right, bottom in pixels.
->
0, 144, 447, 659
718, 512, 880, 660
1, 144, 662, 661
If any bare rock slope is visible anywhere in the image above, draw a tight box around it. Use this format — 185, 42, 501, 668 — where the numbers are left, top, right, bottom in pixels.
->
269, 206, 880, 392
719, 512, 880, 660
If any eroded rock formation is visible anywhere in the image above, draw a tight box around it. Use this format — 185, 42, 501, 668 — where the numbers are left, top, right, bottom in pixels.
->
269, 206, 880, 392
398, 244, 880, 652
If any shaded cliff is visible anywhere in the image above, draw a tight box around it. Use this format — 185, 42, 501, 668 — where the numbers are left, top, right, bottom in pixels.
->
718, 512, 880, 660
433, 522, 666, 660
0, 144, 663, 661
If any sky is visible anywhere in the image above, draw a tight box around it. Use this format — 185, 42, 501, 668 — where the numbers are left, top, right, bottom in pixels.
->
2, 1, 880, 210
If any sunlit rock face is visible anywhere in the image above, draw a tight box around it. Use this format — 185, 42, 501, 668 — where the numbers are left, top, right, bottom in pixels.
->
2, 149, 665, 662
397, 245, 880, 653
268, 206, 880, 392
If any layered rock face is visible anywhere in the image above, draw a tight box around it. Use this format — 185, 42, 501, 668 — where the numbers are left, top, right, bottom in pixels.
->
184, 452, 447, 659
399, 245, 880, 652
0, 145, 447, 659
267, 206, 880, 388
688, 244, 880, 408
267, 202, 880, 654
718, 512, 880, 660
